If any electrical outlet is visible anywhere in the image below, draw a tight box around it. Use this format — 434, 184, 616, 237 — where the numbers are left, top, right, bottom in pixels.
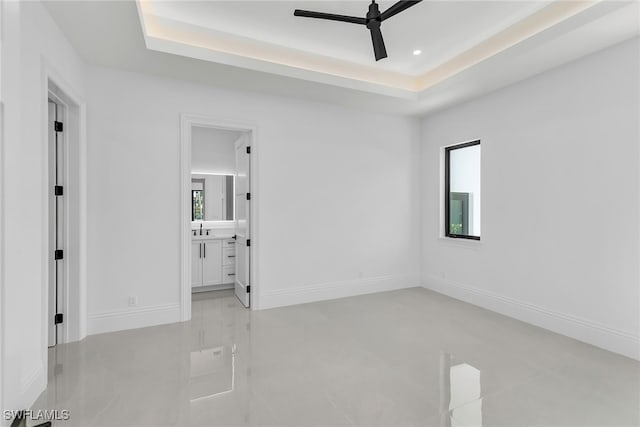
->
128, 296, 138, 307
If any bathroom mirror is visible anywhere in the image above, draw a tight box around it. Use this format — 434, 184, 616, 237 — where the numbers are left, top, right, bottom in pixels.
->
191, 174, 234, 222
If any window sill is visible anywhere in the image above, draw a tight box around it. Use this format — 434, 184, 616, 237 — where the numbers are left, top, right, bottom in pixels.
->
437, 236, 483, 248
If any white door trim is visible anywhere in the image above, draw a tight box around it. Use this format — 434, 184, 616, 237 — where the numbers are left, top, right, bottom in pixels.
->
47, 97, 64, 347
42, 60, 88, 356
179, 114, 260, 321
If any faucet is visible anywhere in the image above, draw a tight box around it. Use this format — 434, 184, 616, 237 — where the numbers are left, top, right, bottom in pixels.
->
200, 223, 203, 235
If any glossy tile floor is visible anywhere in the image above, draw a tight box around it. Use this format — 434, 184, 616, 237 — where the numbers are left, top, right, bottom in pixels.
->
32, 288, 639, 426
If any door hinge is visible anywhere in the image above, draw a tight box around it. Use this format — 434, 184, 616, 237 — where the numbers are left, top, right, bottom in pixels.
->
246, 192, 251, 200
54, 185, 64, 196
54, 121, 64, 132
54, 313, 63, 324
246, 146, 251, 154
246, 286, 250, 293
54, 249, 64, 260
246, 239, 251, 247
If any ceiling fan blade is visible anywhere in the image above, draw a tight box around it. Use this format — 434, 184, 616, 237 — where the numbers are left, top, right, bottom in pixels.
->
369, 25, 387, 61
294, 10, 366, 25
379, 1, 422, 21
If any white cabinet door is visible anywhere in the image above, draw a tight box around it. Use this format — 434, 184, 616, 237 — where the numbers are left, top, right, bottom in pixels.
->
192, 242, 203, 287
202, 240, 222, 286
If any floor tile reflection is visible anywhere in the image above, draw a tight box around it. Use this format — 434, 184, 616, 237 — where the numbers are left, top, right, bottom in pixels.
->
31, 288, 640, 426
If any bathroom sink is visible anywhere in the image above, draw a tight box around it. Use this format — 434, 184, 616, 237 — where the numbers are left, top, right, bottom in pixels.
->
191, 230, 215, 239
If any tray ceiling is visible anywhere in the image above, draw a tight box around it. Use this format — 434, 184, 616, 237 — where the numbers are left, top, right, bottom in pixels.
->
137, 0, 633, 96
44, 0, 640, 114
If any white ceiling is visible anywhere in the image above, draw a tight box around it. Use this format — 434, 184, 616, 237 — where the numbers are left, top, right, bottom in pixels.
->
144, 1, 547, 75
44, 0, 640, 115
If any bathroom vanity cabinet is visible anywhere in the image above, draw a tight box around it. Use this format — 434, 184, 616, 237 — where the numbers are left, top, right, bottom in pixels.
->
192, 236, 236, 290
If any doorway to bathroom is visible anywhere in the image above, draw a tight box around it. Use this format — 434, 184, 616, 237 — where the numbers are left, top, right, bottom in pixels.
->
180, 115, 257, 319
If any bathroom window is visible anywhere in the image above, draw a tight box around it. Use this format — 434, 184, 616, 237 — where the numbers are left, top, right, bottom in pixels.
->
445, 140, 481, 240
192, 190, 204, 221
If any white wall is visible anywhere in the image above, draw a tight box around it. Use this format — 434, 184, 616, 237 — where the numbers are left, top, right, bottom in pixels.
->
1, 0, 86, 416
0, 0, 5, 419
86, 65, 421, 332
191, 126, 238, 175
421, 38, 640, 359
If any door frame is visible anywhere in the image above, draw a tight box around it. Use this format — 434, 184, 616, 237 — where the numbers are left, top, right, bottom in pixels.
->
47, 96, 65, 347
42, 62, 88, 354
179, 114, 259, 320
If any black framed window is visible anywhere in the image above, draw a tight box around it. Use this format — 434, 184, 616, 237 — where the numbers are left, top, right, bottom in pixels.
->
445, 140, 481, 240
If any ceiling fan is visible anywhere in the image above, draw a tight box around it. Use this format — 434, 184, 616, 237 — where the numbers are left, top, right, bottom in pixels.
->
293, 1, 422, 61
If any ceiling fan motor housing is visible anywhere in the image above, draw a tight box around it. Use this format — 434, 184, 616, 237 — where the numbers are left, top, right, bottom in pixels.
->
366, 1, 382, 28
366, 1, 387, 60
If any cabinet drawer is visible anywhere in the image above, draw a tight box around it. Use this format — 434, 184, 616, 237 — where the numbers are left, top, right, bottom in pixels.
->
222, 265, 236, 284
223, 247, 236, 266
223, 239, 237, 248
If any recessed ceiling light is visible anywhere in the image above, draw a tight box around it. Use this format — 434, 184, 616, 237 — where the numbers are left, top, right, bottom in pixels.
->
413, 49, 422, 56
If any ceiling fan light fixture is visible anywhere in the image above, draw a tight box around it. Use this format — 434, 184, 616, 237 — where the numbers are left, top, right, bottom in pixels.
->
293, 1, 423, 61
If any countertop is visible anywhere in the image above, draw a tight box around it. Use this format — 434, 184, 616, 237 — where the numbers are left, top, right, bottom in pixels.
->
191, 232, 235, 240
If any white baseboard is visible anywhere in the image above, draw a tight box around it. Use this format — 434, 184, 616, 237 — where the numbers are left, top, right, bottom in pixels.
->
88, 303, 180, 335
423, 274, 640, 360
259, 274, 420, 310
192, 283, 234, 293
